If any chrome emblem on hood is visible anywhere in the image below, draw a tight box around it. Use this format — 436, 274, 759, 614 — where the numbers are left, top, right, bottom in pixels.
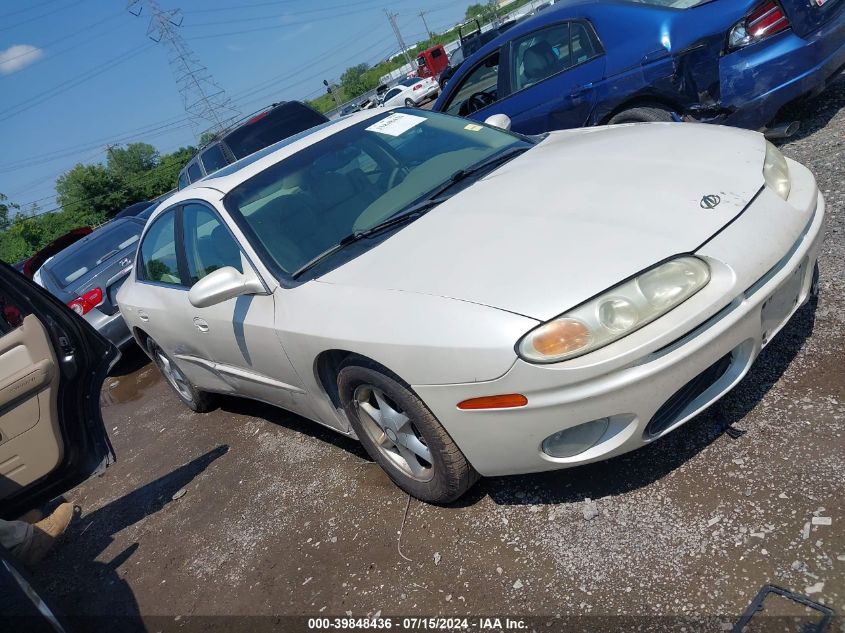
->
700, 194, 721, 210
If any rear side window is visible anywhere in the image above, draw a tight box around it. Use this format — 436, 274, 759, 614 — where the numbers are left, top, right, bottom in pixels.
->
182, 204, 243, 286
138, 211, 182, 286
178, 170, 189, 190
224, 104, 328, 159
187, 161, 203, 183
200, 144, 228, 175
570, 22, 602, 65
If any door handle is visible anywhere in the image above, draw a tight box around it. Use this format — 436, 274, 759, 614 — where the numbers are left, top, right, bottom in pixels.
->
138, 310, 149, 322
569, 83, 594, 98
193, 317, 209, 333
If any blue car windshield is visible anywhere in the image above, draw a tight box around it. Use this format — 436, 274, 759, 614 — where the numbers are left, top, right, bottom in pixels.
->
626, 0, 709, 7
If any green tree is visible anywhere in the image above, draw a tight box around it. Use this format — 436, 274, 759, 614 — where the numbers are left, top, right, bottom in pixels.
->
340, 63, 374, 100
106, 143, 159, 179
0, 193, 19, 231
55, 163, 129, 219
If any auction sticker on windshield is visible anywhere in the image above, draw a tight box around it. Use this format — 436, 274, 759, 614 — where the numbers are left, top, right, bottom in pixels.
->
366, 113, 426, 137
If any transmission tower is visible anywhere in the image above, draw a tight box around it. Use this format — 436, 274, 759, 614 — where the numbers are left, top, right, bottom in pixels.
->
127, 0, 240, 139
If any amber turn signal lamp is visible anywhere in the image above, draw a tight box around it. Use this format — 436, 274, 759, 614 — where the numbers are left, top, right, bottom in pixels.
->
457, 394, 528, 410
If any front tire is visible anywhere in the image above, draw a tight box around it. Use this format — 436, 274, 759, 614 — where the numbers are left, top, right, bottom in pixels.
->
337, 359, 478, 504
148, 340, 216, 412
609, 106, 675, 124
404, 98, 415, 108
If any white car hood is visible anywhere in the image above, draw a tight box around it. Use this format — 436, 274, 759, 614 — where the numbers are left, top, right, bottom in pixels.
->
320, 123, 766, 321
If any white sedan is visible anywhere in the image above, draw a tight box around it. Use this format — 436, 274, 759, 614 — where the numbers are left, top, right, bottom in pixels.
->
380, 76, 439, 108
117, 109, 823, 503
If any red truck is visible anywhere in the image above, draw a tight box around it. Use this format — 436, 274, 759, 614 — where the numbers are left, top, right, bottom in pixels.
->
416, 44, 448, 79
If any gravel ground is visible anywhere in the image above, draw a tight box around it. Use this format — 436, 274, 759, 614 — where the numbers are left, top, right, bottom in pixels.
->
28, 75, 845, 632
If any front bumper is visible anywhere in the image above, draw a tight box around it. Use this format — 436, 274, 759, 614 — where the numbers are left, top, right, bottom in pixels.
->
414, 159, 824, 476
719, 11, 845, 129
84, 307, 134, 350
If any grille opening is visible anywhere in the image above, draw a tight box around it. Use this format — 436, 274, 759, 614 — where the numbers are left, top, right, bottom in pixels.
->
646, 353, 733, 438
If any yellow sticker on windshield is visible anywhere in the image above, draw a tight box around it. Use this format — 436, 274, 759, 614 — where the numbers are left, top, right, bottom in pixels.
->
464, 124, 483, 131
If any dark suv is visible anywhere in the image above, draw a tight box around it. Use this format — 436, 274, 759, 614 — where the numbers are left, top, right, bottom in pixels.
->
177, 101, 328, 189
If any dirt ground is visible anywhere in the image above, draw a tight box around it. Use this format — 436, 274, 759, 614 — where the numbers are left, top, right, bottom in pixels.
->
31, 79, 844, 632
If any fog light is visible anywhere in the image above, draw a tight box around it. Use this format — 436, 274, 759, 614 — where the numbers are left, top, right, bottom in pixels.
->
541, 418, 609, 458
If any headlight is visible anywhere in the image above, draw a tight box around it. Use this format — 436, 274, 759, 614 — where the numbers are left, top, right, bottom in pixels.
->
763, 141, 790, 200
517, 257, 710, 363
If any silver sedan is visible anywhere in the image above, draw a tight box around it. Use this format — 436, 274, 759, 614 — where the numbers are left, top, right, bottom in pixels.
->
118, 109, 823, 503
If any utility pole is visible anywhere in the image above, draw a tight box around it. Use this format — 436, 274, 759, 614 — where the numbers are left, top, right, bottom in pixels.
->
418, 10, 433, 39
384, 9, 413, 68
127, 0, 240, 139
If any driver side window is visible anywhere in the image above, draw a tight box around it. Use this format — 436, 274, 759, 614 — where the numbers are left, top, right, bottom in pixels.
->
444, 52, 501, 117
182, 204, 243, 286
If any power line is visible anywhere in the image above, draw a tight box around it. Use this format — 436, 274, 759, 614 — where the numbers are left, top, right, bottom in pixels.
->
0, 11, 126, 71
0, 0, 65, 19
181, 0, 386, 28
0, 44, 154, 123
0, 0, 82, 33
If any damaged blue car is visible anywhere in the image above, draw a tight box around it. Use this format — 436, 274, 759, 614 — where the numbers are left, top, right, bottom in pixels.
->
432, 0, 845, 136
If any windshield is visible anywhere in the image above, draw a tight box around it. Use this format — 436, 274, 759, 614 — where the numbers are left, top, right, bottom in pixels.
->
224, 110, 530, 276
46, 220, 141, 287
623, 0, 710, 7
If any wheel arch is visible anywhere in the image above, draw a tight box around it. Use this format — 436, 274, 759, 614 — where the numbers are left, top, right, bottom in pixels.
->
132, 326, 154, 358
597, 94, 685, 125
314, 349, 412, 410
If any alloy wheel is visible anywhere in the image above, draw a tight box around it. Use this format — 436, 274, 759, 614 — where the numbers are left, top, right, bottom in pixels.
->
353, 384, 434, 482
156, 351, 194, 404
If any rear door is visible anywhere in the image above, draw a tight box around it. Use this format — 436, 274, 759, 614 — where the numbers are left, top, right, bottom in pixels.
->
498, 20, 606, 134
0, 262, 117, 519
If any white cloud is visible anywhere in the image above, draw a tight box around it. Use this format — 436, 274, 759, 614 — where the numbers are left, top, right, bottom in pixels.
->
0, 44, 44, 75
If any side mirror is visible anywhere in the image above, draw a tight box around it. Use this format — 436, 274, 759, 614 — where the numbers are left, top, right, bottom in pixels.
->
188, 266, 265, 309
484, 114, 512, 131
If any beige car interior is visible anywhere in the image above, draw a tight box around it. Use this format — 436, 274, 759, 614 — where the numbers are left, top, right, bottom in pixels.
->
0, 314, 63, 501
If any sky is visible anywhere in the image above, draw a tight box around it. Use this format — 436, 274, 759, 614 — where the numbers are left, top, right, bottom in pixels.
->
0, 0, 470, 216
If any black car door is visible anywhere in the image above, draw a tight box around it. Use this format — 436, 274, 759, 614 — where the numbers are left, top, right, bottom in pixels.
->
0, 262, 117, 520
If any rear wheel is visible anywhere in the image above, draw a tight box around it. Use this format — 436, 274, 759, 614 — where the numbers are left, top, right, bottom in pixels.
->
337, 359, 478, 504
609, 106, 675, 124
148, 340, 216, 412
404, 98, 415, 108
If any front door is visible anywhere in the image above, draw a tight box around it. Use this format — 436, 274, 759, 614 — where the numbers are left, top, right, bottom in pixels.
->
498, 20, 606, 134
179, 203, 312, 416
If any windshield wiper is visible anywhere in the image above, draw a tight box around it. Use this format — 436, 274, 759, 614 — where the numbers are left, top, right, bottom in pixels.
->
291, 196, 449, 279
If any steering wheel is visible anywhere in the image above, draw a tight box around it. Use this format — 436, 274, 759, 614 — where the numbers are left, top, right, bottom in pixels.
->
466, 90, 496, 114
387, 164, 409, 188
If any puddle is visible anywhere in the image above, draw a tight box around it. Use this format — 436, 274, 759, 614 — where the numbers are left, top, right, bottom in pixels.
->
101, 365, 161, 407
